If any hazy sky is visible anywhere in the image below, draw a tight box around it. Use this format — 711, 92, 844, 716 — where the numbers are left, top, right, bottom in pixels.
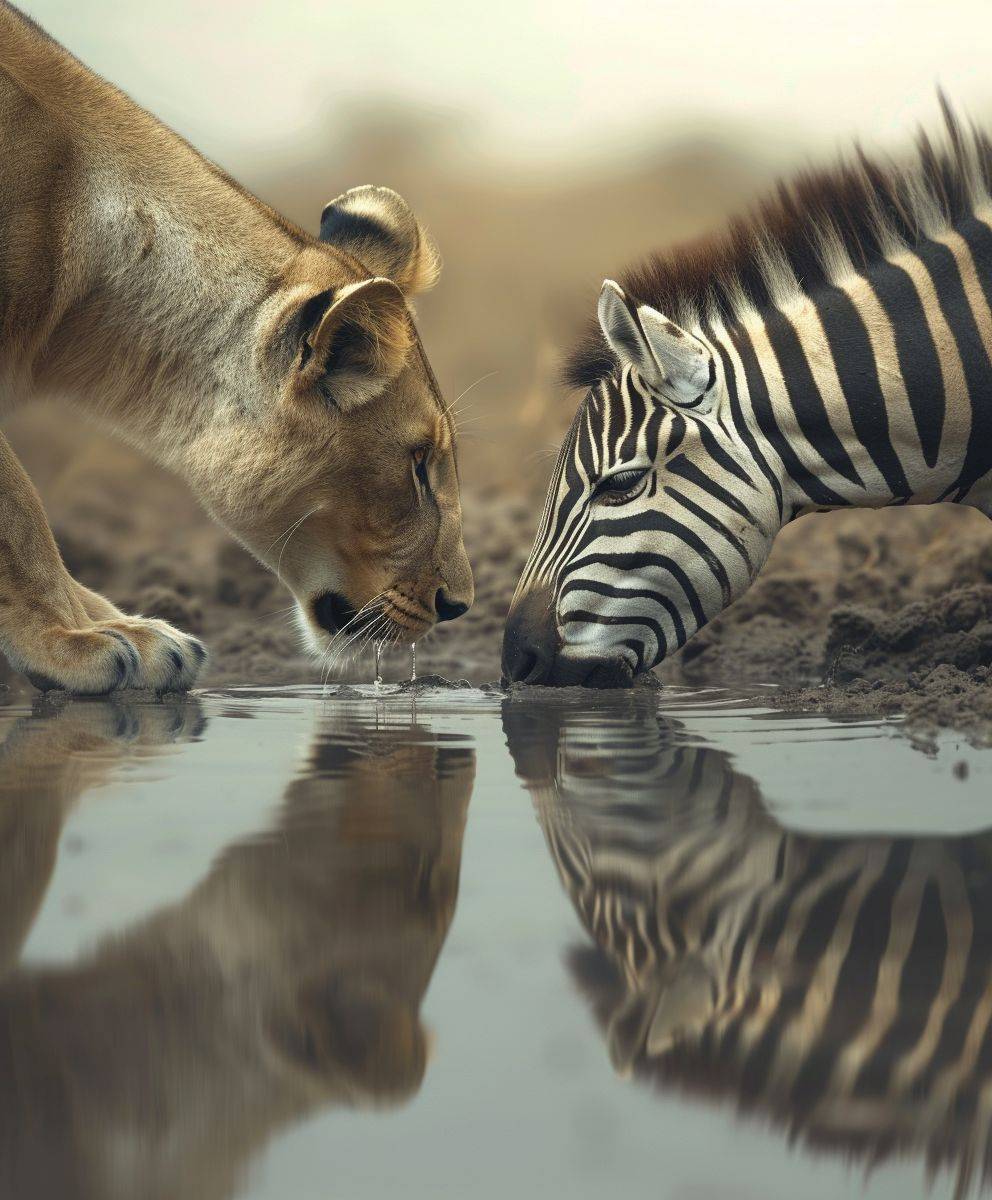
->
18, 0, 992, 175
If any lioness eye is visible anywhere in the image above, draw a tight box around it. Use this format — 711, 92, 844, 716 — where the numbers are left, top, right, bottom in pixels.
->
593, 467, 649, 502
412, 446, 431, 490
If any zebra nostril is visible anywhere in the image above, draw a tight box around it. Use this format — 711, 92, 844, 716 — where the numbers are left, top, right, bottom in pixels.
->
516, 650, 540, 683
503, 645, 547, 686
501, 633, 553, 685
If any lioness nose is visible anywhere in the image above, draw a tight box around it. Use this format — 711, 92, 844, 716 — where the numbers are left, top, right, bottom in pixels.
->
434, 589, 468, 623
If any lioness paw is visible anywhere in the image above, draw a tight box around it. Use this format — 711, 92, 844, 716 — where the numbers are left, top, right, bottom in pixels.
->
23, 627, 141, 695
23, 618, 206, 695
98, 616, 207, 692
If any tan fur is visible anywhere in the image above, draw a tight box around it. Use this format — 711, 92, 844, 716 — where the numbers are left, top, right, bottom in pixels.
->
0, 696, 472, 1198
0, 2, 472, 693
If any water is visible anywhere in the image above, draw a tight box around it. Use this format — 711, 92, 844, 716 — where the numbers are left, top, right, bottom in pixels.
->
0, 682, 989, 1200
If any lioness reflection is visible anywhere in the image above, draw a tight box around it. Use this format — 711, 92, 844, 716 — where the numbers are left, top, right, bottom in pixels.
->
0, 698, 473, 1200
504, 694, 992, 1198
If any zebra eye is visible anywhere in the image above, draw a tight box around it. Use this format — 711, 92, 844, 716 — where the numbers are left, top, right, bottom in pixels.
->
593, 467, 650, 503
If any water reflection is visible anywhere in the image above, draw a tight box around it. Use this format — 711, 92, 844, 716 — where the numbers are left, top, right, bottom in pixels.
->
0, 694, 207, 978
0, 696, 473, 1200
504, 692, 992, 1199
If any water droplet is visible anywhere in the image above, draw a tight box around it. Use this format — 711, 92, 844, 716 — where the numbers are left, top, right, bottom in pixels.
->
373, 642, 383, 690
410, 642, 417, 682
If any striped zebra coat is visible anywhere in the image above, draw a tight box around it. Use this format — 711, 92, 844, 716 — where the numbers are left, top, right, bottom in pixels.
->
503, 695, 992, 1197
502, 100, 992, 687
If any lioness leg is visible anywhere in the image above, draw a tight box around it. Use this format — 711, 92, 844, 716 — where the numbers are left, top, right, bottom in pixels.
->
0, 432, 206, 693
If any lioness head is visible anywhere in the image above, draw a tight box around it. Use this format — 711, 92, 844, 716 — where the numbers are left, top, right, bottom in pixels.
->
191, 185, 473, 658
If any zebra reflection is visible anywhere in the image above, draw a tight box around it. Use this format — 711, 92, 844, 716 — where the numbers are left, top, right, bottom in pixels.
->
503, 694, 992, 1198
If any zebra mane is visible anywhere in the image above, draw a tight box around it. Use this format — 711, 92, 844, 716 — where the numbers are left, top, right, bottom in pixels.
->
563, 95, 992, 391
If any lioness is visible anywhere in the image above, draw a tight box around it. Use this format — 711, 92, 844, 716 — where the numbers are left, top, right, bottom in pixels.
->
0, 2, 472, 694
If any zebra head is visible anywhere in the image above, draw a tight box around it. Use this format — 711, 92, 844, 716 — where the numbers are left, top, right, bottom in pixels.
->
502, 280, 780, 687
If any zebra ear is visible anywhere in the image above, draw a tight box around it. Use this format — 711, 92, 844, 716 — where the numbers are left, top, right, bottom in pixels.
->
645, 956, 715, 1055
606, 958, 715, 1074
597, 280, 717, 412
604, 955, 714, 1070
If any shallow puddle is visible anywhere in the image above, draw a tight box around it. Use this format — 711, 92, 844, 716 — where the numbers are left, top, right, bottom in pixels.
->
0, 683, 989, 1199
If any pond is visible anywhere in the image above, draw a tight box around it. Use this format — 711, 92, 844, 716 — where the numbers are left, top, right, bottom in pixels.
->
0, 683, 989, 1200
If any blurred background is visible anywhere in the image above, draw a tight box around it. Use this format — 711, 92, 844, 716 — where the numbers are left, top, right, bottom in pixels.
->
6, 0, 992, 688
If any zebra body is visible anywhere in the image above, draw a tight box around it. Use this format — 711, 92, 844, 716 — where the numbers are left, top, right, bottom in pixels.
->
502, 104, 992, 687
502, 696, 992, 1196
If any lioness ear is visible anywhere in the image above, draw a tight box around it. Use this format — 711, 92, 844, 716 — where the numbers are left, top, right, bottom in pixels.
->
296, 277, 412, 412
320, 185, 440, 295
597, 279, 717, 412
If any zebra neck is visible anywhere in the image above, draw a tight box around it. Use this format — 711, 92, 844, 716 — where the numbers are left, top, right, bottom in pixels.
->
713, 211, 992, 520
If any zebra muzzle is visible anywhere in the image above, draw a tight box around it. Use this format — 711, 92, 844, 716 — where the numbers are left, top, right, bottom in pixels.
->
502, 586, 636, 688
501, 585, 560, 686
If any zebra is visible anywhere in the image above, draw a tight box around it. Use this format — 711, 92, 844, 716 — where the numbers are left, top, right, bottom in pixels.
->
502, 98, 992, 687
502, 695, 992, 1198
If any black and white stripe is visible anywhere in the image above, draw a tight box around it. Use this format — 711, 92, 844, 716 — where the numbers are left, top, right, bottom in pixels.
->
512, 361, 778, 675
504, 105, 992, 685
507, 701, 992, 1196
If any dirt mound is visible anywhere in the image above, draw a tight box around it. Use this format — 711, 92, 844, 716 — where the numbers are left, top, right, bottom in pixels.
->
825, 586, 992, 683
664, 506, 992, 745
771, 587, 992, 748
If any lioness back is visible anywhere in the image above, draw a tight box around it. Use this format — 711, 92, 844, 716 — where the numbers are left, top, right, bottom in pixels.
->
0, 0, 472, 695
